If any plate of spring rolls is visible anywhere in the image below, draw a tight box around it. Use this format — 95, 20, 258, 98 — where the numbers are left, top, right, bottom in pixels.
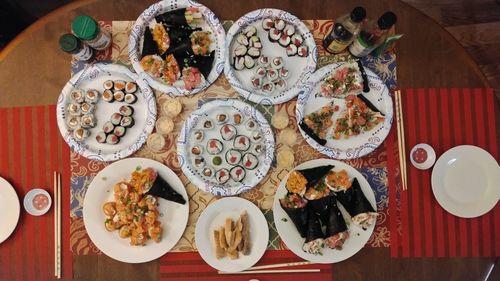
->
273, 159, 377, 263
195, 197, 268, 272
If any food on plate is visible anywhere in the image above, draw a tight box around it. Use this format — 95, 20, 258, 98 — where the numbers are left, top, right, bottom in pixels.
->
191, 145, 203, 155
152, 24, 170, 55
233, 135, 250, 151
137, 167, 186, 205
278, 128, 297, 146
302, 105, 335, 140
242, 153, 259, 170
325, 169, 352, 192
181, 67, 204, 91
147, 133, 166, 152
333, 95, 384, 139
155, 7, 203, 26
101, 80, 139, 104
280, 193, 308, 238
191, 31, 212, 56
162, 54, 181, 85
161, 98, 183, 117
73, 127, 90, 141
249, 55, 290, 94
207, 139, 223, 155
156, 116, 175, 134
334, 178, 376, 229
412, 147, 427, 164
325, 198, 349, 249
220, 124, 237, 141
85, 89, 100, 104
302, 211, 324, 255
225, 149, 242, 165
318, 64, 363, 98
96, 107, 136, 144
212, 212, 251, 260
262, 17, 308, 57
215, 168, 230, 184
276, 146, 294, 168
230, 166, 246, 182
286, 171, 308, 194
271, 111, 289, 129
66, 87, 100, 142
297, 165, 335, 190
140, 55, 164, 78
231, 25, 262, 71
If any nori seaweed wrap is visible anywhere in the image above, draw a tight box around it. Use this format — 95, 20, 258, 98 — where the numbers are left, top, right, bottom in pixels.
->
298, 165, 334, 189
146, 173, 187, 205
334, 178, 376, 229
302, 210, 325, 255
155, 8, 190, 27
279, 193, 309, 238
324, 198, 349, 249
174, 50, 214, 78
308, 194, 332, 227
167, 25, 201, 46
299, 120, 327, 146
141, 27, 159, 57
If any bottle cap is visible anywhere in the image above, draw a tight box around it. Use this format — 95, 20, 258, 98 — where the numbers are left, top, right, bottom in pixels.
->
59, 34, 80, 52
71, 15, 99, 41
350, 7, 367, 23
378, 12, 397, 29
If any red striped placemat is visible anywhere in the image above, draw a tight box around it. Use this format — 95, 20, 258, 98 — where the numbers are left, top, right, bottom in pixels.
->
159, 250, 332, 280
388, 88, 499, 257
0, 105, 72, 280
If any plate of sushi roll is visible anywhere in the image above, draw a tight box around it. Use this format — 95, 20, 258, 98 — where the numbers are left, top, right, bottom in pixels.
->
83, 158, 189, 263
129, 0, 225, 96
296, 62, 393, 159
56, 63, 157, 161
224, 8, 317, 105
177, 99, 274, 196
273, 159, 377, 263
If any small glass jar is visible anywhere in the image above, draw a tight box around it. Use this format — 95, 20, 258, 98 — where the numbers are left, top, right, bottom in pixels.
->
71, 15, 111, 50
59, 34, 93, 61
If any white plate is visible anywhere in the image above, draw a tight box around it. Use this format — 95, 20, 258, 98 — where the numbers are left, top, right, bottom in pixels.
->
431, 145, 500, 218
273, 159, 376, 263
195, 197, 269, 272
128, 0, 225, 95
56, 63, 157, 162
83, 158, 189, 263
177, 99, 275, 196
296, 63, 393, 159
224, 8, 317, 105
0, 177, 20, 244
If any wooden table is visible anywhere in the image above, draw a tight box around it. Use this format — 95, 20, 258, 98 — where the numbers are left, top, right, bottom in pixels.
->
0, 0, 497, 280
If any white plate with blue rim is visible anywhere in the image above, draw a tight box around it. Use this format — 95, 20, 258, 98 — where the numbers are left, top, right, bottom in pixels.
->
56, 63, 157, 162
177, 99, 275, 196
0, 177, 20, 244
224, 8, 317, 105
128, 0, 225, 96
295, 62, 393, 159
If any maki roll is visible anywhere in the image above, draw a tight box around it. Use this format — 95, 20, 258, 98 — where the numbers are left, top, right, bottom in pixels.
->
66, 115, 80, 130
234, 45, 247, 57
230, 166, 246, 182
272, 57, 284, 69
155, 7, 203, 27
110, 113, 123, 126
202, 167, 214, 178
120, 116, 135, 128
254, 66, 267, 78
249, 36, 262, 48
251, 76, 263, 88
114, 80, 126, 92
251, 131, 263, 142
242, 153, 259, 170
225, 149, 242, 166
262, 18, 274, 30
85, 89, 100, 104
247, 47, 260, 58
253, 143, 265, 155
274, 19, 286, 31
141, 26, 159, 57
268, 28, 281, 42
113, 126, 126, 137
283, 24, 295, 36
233, 113, 242, 125
258, 56, 270, 67
73, 128, 90, 141
297, 165, 335, 190
124, 93, 137, 104
245, 119, 257, 130
216, 113, 228, 124
285, 171, 308, 195
280, 193, 308, 238
278, 34, 291, 47
266, 67, 278, 81
244, 26, 257, 37
220, 124, 237, 141
262, 82, 274, 94
103, 80, 114, 90
233, 56, 245, 71
244, 55, 255, 69
80, 102, 95, 115
67, 103, 81, 116
324, 198, 349, 249
70, 89, 85, 103
302, 211, 325, 255
106, 134, 120, 144
80, 114, 96, 128
102, 89, 114, 103
274, 79, 286, 91
191, 145, 203, 156
125, 82, 137, 94
102, 121, 115, 134
95, 131, 107, 143
297, 45, 309, 57
194, 130, 204, 141
291, 34, 304, 46
233, 135, 250, 151
140, 167, 186, 205
203, 120, 213, 129
236, 34, 249, 46
286, 44, 297, 56
279, 68, 290, 80
206, 139, 223, 155
215, 168, 230, 184
119, 105, 134, 116
113, 90, 125, 102
193, 156, 205, 168
334, 178, 377, 229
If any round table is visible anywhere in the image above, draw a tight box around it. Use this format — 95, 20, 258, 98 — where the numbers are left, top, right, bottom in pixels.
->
0, 0, 496, 280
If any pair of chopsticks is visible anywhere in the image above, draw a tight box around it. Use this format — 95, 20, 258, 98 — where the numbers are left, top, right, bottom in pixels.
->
53, 172, 62, 279
394, 90, 408, 190
218, 261, 320, 275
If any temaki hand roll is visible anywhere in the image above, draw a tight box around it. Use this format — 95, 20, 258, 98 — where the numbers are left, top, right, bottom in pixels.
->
155, 7, 203, 27
299, 165, 334, 191
138, 167, 187, 205
324, 198, 349, 249
307, 186, 332, 226
334, 178, 376, 229
279, 193, 308, 238
142, 27, 159, 57
302, 210, 325, 255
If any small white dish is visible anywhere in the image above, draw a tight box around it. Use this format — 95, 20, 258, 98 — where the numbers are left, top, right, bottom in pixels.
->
23, 188, 52, 216
0, 177, 20, 243
410, 143, 436, 170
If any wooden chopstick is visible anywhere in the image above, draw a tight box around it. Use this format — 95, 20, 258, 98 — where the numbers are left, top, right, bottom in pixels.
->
218, 269, 320, 274
394, 90, 408, 190
53, 172, 58, 277
246, 261, 313, 270
57, 172, 62, 279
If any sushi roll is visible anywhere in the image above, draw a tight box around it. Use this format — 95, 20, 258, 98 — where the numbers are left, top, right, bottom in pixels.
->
249, 36, 262, 48
233, 135, 251, 151
230, 166, 246, 182
124, 93, 137, 104
215, 168, 230, 184
113, 126, 126, 137
251, 76, 263, 88
242, 153, 259, 170
280, 193, 309, 238
206, 139, 223, 155
245, 119, 257, 130
202, 167, 214, 178
125, 82, 137, 94
286, 44, 298, 56
70, 89, 85, 103
291, 34, 304, 46
120, 116, 135, 128
67, 103, 81, 115
274, 19, 286, 31
110, 113, 123, 126
220, 124, 237, 141
233, 113, 242, 125
80, 102, 95, 115
203, 120, 213, 129
253, 143, 265, 155
106, 134, 120, 145
252, 131, 263, 142
334, 178, 377, 229
103, 80, 114, 90
244, 55, 255, 69
216, 113, 228, 124
80, 114, 96, 128
268, 28, 281, 42
262, 18, 274, 30
302, 211, 325, 255
262, 82, 275, 94
279, 68, 290, 79
102, 89, 114, 103
73, 127, 90, 142
324, 198, 349, 250
272, 57, 284, 69
114, 80, 126, 91
254, 66, 267, 78
113, 90, 125, 102
258, 56, 270, 67
297, 45, 309, 57
193, 156, 205, 168
234, 45, 247, 57
102, 121, 115, 134
236, 34, 249, 46
95, 131, 107, 143
85, 89, 100, 104
233, 56, 245, 71
266, 67, 279, 81
247, 47, 260, 58
66, 115, 80, 130
225, 149, 242, 165
283, 24, 295, 36
212, 156, 222, 166
191, 145, 203, 156
244, 26, 257, 37
194, 130, 204, 141
119, 105, 134, 116
274, 79, 287, 91
278, 34, 291, 47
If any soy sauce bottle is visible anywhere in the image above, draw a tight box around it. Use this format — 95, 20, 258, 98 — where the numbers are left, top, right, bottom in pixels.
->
59, 33, 94, 61
323, 7, 366, 54
349, 11, 397, 57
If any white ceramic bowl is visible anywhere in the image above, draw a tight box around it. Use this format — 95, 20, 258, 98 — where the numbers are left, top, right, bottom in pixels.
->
23, 188, 52, 216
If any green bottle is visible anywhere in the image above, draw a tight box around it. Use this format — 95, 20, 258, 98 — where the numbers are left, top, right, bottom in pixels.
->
59, 34, 93, 61
71, 15, 111, 50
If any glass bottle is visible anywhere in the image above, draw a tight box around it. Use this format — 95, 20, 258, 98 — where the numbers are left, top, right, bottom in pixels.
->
71, 15, 111, 50
349, 12, 397, 57
323, 7, 366, 54
58, 33, 94, 61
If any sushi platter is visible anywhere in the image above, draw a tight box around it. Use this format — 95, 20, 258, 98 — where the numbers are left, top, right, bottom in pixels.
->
296, 62, 393, 159
273, 159, 377, 263
56, 63, 157, 161
128, 0, 225, 95
177, 99, 275, 196
224, 8, 317, 105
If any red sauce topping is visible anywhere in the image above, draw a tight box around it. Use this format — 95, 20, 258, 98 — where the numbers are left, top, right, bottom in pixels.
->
412, 148, 428, 164
33, 194, 49, 210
